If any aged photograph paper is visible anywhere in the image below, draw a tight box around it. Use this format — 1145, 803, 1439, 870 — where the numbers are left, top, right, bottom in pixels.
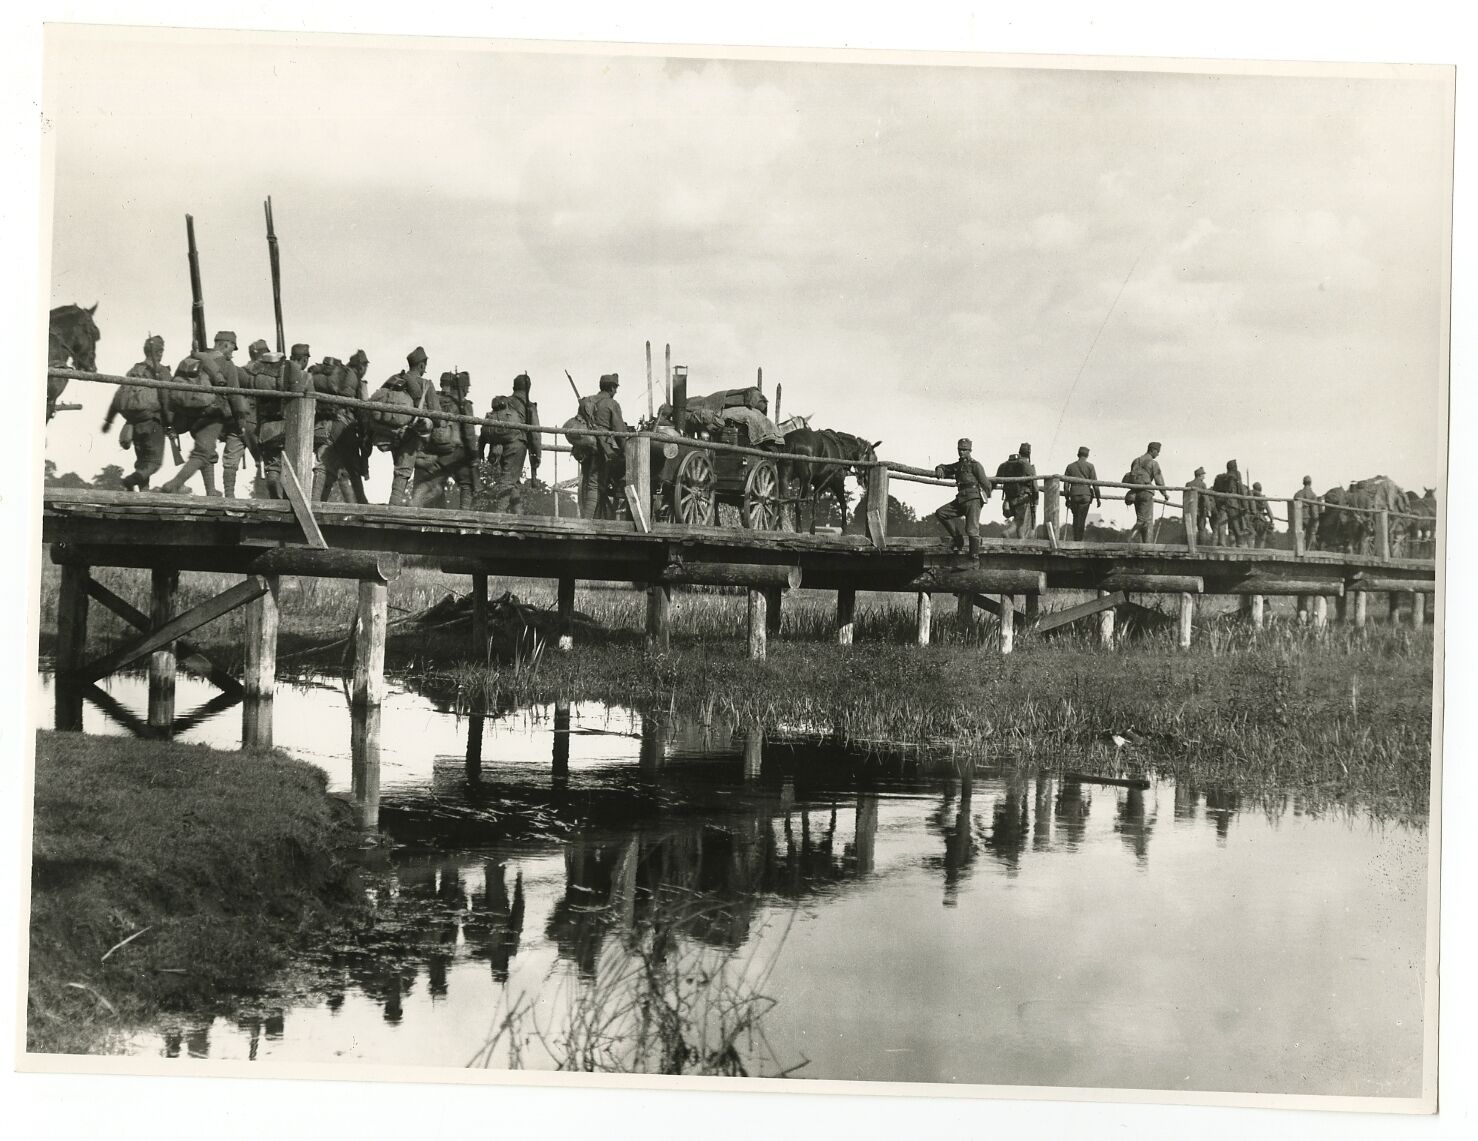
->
18, 19, 1452, 1121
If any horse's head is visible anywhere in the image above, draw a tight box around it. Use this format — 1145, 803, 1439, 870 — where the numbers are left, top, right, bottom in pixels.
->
51, 303, 100, 371
1424, 487, 1436, 502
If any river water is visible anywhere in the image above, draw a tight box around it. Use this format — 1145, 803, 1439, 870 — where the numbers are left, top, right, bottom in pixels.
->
35, 671, 1430, 1095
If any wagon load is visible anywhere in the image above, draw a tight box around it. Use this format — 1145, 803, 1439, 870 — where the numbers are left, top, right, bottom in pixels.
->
684, 387, 783, 446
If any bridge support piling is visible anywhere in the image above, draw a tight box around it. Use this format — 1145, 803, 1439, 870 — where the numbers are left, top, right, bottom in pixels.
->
1335, 595, 1348, 623
1097, 590, 1115, 649
552, 699, 571, 787
744, 728, 763, 783
1296, 594, 1309, 624
1252, 594, 1266, 630
1177, 592, 1194, 649
915, 591, 932, 647
765, 584, 782, 640
148, 569, 179, 734
1388, 592, 1401, 623
242, 575, 278, 750
557, 576, 575, 651
645, 584, 671, 651
1354, 591, 1368, 629
55, 562, 90, 731
836, 588, 856, 645
1413, 591, 1427, 627
1024, 593, 1040, 626
956, 592, 974, 637
747, 588, 768, 660
471, 573, 489, 659
1313, 595, 1329, 630
350, 705, 381, 836
352, 580, 387, 711
999, 595, 1015, 655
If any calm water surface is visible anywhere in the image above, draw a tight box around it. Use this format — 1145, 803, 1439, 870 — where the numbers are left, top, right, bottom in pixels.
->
36, 671, 1429, 1094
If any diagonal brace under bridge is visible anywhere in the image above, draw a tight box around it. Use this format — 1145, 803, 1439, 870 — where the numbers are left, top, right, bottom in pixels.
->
83, 577, 245, 697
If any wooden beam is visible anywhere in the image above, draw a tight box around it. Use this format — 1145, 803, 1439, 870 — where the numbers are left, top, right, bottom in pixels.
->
148, 569, 178, 732
658, 562, 801, 590
557, 576, 575, 652
471, 573, 489, 660
353, 580, 388, 709
1376, 510, 1391, 559
80, 680, 151, 738
56, 563, 90, 676
999, 593, 1014, 655
1346, 577, 1435, 594
1043, 476, 1061, 535
1099, 573, 1203, 594
1098, 590, 1116, 648
1033, 590, 1128, 635
1413, 591, 1428, 627
646, 583, 671, 651
278, 455, 328, 549
1354, 590, 1368, 628
57, 542, 398, 581
1177, 592, 1194, 649
896, 567, 1046, 595
283, 378, 317, 503
1313, 595, 1329, 630
747, 588, 767, 660
956, 591, 974, 634
350, 705, 382, 834
624, 435, 652, 534
75, 576, 270, 684
83, 577, 243, 697
764, 584, 782, 639
1251, 594, 1266, 630
916, 591, 932, 646
837, 587, 856, 646
1291, 498, 1306, 557
242, 575, 279, 750
865, 466, 888, 550
1184, 489, 1199, 554
1217, 577, 1345, 597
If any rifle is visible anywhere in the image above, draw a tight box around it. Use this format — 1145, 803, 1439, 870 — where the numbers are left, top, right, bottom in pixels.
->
264, 198, 285, 355
168, 430, 184, 466
565, 369, 581, 402
49, 402, 83, 415
185, 214, 207, 355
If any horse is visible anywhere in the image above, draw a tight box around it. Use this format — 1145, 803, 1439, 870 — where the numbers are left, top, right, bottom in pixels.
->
1317, 485, 1367, 554
779, 427, 880, 532
48, 303, 100, 421
1404, 488, 1437, 550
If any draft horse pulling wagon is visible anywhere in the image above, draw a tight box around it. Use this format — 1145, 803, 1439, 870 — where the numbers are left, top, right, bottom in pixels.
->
650, 373, 789, 530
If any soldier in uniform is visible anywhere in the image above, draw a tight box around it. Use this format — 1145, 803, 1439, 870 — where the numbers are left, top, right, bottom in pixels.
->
481, 373, 542, 514
1009, 442, 1039, 538
1293, 475, 1322, 550
220, 336, 266, 498
158, 330, 241, 497
238, 350, 292, 497
933, 437, 992, 557
309, 356, 362, 501
102, 333, 170, 491
1062, 446, 1101, 542
412, 371, 478, 509
290, 343, 312, 376
1185, 466, 1212, 545
1248, 482, 1275, 548
580, 373, 628, 519
372, 346, 434, 508
1127, 441, 1167, 544
1211, 460, 1248, 547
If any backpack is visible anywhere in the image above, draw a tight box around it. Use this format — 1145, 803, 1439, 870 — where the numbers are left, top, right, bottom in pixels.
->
487, 394, 526, 446
563, 394, 600, 461
169, 354, 221, 414
429, 391, 462, 448
367, 375, 420, 436
118, 380, 158, 420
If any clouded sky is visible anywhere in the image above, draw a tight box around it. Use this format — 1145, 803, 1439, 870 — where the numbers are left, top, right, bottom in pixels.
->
42, 27, 1452, 515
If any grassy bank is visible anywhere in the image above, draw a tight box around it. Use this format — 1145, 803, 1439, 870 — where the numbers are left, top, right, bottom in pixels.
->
27, 731, 367, 1055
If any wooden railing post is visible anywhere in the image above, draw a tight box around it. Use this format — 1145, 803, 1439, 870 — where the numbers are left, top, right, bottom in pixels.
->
1043, 476, 1061, 534
283, 370, 316, 494
1376, 509, 1390, 559
242, 575, 279, 750
999, 594, 1015, 655
866, 465, 888, 549
747, 588, 768, 660
1183, 488, 1198, 553
1291, 498, 1306, 557
915, 591, 932, 646
624, 435, 652, 533
1177, 592, 1194, 649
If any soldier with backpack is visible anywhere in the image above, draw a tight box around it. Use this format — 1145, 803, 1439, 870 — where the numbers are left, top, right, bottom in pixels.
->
579, 373, 627, 519
238, 350, 293, 498
101, 333, 170, 491
309, 356, 364, 501
1004, 442, 1039, 538
412, 371, 478, 509
222, 337, 267, 498
366, 346, 434, 507
481, 373, 541, 514
1211, 460, 1248, 547
158, 330, 243, 496
1126, 441, 1167, 544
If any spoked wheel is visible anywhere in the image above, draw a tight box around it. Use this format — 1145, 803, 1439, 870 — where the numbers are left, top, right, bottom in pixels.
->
742, 459, 783, 530
671, 450, 717, 526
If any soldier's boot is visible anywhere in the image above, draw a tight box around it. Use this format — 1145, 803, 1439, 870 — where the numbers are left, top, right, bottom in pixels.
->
158, 457, 203, 494
457, 486, 476, 512
120, 472, 140, 492
388, 475, 411, 508
201, 465, 221, 498
223, 468, 237, 499
968, 536, 981, 559
311, 468, 329, 501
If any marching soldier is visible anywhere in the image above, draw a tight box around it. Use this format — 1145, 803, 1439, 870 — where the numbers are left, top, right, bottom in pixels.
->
933, 437, 992, 557
1127, 441, 1167, 544
412, 371, 477, 509
101, 333, 170, 491
290, 343, 311, 375
1211, 460, 1248, 547
238, 350, 292, 498
221, 337, 267, 498
1249, 482, 1275, 548
1293, 475, 1322, 550
158, 330, 241, 497
367, 346, 434, 507
1006, 442, 1039, 539
1062, 446, 1101, 542
309, 356, 362, 501
580, 373, 627, 519
1186, 466, 1212, 544
481, 373, 542, 514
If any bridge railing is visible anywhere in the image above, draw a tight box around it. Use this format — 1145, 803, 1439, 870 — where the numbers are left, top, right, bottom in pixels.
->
46, 366, 1436, 561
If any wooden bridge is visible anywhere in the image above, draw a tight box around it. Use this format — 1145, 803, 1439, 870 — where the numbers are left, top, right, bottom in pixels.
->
39, 365, 1438, 759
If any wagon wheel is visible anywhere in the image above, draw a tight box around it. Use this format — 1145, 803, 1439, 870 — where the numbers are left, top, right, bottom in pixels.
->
670, 450, 717, 526
742, 459, 783, 530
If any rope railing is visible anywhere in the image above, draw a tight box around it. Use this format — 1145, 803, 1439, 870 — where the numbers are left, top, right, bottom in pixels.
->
48, 365, 1435, 532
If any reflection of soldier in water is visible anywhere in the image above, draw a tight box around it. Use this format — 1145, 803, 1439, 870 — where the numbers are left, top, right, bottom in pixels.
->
1113, 786, 1157, 866
984, 776, 1031, 875
546, 840, 622, 977
1204, 787, 1240, 841
233, 1010, 286, 1061
1054, 778, 1093, 848
924, 777, 977, 907
1032, 775, 1053, 851
464, 858, 525, 983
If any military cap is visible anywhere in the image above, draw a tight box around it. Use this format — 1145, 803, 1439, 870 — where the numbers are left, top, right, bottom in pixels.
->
1302, 475, 1313, 484
348, 349, 369, 369
1194, 466, 1206, 476
1018, 442, 1032, 456
957, 438, 972, 450
143, 333, 164, 353
407, 346, 429, 367
599, 372, 619, 389
1077, 446, 1089, 457
513, 373, 532, 391
248, 338, 270, 356
291, 343, 310, 357
1148, 441, 1162, 450
1227, 460, 1238, 470
439, 371, 460, 385
321, 356, 342, 371
1252, 482, 1263, 492
213, 330, 238, 349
